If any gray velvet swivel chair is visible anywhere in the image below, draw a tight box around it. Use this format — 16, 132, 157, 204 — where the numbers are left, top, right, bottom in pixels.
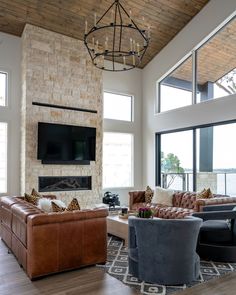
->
128, 216, 202, 285
193, 204, 236, 262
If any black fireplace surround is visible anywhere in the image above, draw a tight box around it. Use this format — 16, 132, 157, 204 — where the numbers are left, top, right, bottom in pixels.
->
38, 176, 92, 192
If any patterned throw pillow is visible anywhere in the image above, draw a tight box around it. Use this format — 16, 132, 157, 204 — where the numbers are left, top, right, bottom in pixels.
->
196, 188, 213, 199
67, 198, 81, 211
24, 193, 39, 205
145, 186, 154, 203
51, 199, 80, 212
31, 188, 42, 198
51, 201, 66, 212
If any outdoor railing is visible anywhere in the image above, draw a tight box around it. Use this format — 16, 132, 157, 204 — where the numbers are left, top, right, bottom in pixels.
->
161, 172, 236, 196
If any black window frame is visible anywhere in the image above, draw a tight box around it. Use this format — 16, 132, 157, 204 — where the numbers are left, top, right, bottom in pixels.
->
155, 119, 236, 190
157, 16, 236, 114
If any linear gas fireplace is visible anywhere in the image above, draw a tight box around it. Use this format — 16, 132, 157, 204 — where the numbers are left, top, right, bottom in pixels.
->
38, 176, 92, 192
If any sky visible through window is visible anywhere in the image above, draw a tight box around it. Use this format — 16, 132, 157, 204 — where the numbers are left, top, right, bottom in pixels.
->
0, 123, 7, 193
104, 92, 132, 121
0, 72, 6, 106
103, 132, 133, 188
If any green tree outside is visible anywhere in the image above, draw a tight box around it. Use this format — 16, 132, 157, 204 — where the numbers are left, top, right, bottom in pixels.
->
161, 152, 185, 188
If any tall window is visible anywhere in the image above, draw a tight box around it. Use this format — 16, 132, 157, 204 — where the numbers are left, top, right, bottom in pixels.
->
196, 123, 236, 196
156, 121, 236, 196
103, 92, 133, 121
160, 130, 193, 191
157, 17, 236, 112
159, 56, 193, 112
0, 123, 7, 193
103, 132, 133, 188
197, 18, 236, 103
0, 72, 7, 106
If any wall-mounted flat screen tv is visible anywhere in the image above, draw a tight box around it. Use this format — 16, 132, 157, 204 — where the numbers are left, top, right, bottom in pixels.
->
37, 122, 96, 164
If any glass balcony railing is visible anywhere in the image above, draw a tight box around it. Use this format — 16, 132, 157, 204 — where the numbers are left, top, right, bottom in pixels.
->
161, 172, 236, 197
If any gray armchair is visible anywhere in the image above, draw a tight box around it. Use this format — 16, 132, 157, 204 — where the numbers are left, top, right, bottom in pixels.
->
193, 204, 236, 262
128, 216, 202, 285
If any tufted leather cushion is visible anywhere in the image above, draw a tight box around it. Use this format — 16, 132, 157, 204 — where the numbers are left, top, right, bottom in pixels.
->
180, 192, 197, 210
172, 192, 185, 207
154, 206, 194, 219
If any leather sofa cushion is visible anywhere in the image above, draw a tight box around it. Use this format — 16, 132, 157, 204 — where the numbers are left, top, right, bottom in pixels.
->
11, 203, 42, 247
180, 192, 197, 210
172, 192, 185, 207
0, 197, 22, 230
12, 203, 42, 222
155, 206, 194, 219
200, 220, 232, 244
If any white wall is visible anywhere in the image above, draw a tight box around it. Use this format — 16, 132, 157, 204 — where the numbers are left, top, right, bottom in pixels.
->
0, 32, 21, 195
103, 68, 143, 206
142, 0, 236, 187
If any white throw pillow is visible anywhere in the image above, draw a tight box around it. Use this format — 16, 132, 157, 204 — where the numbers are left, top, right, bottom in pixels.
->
37, 198, 52, 212
152, 186, 174, 206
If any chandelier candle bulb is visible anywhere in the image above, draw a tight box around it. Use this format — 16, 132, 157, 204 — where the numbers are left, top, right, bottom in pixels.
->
133, 40, 136, 52
148, 25, 151, 38
129, 9, 132, 24
137, 43, 140, 56
85, 20, 88, 35
105, 37, 108, 51
96, 40, 99, 51
94, 13, 97, 27
130, 38, 133, 52
111, 9, 114, 24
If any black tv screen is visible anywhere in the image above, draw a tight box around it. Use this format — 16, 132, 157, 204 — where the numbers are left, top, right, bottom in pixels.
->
37, 122, 96, 164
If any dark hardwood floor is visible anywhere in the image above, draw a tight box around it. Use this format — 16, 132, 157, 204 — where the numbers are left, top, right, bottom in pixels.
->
0, 239, 139, 295
1, 238, 236, 295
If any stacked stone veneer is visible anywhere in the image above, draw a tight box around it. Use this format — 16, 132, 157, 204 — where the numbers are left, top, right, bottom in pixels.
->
21, 24, 103, 207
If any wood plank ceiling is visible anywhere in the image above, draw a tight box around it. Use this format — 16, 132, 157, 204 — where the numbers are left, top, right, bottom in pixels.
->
0, 0, 209, 68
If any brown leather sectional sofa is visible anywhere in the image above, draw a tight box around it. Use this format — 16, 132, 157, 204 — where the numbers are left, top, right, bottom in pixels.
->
0, 196, 108, 279
129, 190, 236, 218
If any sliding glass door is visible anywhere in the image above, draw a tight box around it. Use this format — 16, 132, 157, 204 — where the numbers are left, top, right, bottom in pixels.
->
196, 123, 236, 196
159, 130, 193, 191
156, 121, 236, 196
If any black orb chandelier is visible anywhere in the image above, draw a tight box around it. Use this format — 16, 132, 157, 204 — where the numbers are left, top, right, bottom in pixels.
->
84, 0, 150, 72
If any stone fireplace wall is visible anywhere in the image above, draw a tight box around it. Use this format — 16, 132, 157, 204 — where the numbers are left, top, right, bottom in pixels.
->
21, 24, 103, 207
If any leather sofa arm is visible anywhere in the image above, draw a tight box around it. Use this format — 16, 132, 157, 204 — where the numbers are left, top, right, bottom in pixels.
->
195, 196, 236, 212
129, 191, 145, 210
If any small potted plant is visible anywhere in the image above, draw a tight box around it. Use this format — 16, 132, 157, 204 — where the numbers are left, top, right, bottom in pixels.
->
137, 207, 153, 218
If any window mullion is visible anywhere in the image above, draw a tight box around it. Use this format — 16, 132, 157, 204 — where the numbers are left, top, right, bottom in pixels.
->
193, 128, 197, 191
192, 51, 197, 105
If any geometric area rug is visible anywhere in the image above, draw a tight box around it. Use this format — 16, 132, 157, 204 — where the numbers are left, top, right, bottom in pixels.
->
102, 235, 236, 295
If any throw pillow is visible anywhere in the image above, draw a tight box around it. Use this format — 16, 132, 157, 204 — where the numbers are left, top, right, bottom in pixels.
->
67, 198, 81, 211
145, 186, 154, 203
196, 188, 213, 199
152, 186, 174, 206
37, 198, 52, 212
24, 193, 39, 205
51, 200, 67, 212
31, 188, 42, 198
